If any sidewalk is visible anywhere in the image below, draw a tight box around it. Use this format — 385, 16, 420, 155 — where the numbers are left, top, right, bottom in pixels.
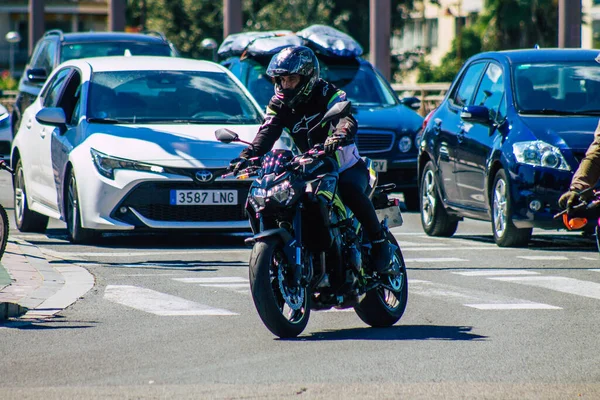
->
0, 239, 95, 321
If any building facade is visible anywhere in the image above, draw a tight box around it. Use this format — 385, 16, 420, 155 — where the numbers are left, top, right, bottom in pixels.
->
0, 0, 109, 71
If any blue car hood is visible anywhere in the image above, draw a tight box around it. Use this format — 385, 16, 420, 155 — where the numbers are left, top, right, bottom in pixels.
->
520, 116, 598, 151
352, 104, 423, 133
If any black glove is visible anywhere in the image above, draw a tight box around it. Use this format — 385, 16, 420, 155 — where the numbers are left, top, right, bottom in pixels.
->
324, 133, 346, 155
558, 191, 579, 210
228, 157, 248, 175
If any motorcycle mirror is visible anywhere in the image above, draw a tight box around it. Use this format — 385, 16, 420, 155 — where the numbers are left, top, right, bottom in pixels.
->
215, 128, 239, 144
320, 100, 352, 126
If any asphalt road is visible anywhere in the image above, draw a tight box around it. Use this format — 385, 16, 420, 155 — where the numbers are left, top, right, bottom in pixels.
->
1, 173, 600, 399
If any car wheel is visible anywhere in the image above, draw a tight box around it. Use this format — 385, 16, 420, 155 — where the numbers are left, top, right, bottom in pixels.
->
420, 161, 458, 237
66, 170, 100, 244
13, 159, 48, 233
491, 169, 532, 247
402, 190, 419, 211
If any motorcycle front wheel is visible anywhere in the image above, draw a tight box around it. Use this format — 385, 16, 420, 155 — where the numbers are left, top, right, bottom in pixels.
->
249, 238, 310, 338
0, 205, 7, 262
355, 232, 408, 327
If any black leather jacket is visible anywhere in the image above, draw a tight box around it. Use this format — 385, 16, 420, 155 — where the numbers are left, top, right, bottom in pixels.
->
240, 79, 360, 172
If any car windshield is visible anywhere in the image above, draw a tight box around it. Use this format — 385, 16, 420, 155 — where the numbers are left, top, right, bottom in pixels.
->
87, 70, 263, 124
246, 60, 398, 108
61, 42, 173, 62
513, 61, 600, 114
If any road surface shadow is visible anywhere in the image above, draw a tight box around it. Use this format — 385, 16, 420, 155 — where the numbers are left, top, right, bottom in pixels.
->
289, 324, 487, 341
23, 229, 252, 250
450, 233, 598, 253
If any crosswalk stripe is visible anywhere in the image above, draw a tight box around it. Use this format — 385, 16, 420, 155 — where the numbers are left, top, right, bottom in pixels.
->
199, 283, 249, 289
517, 256, 569, 260
406, 258, 467, 262
104, 285, 238, 316
173, 277, 248, 283
453, 270, 539, 277
408, 279, 560, 310
489, 276, 600, 300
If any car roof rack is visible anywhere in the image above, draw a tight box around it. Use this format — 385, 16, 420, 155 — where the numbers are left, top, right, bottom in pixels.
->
44, 29, 64, 41
141, 30, 168, 42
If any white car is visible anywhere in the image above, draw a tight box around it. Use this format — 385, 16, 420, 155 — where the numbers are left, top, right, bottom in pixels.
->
0, 104, 11, 161
10, 56, 292, 243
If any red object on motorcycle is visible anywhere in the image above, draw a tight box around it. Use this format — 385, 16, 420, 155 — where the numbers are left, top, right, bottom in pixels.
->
562, 213, 587, 230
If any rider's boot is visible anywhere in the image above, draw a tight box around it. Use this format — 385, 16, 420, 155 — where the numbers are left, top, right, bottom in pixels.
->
371, 230, 396, 276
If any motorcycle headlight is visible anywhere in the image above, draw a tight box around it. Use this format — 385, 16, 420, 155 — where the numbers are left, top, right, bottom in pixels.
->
90, 148, 164, 179
512, 140, 570, 171
268, 180, 295, 204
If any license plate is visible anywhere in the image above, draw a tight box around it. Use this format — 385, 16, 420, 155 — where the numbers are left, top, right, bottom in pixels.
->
170, 190, 238, 205
372, 159, 388, 172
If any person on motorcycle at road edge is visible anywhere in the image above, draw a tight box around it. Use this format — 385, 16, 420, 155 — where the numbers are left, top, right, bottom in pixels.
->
229, 45, 395, 275
559, 120, 600, 210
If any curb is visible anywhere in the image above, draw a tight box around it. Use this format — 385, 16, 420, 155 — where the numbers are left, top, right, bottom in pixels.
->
0, 239, 94, 321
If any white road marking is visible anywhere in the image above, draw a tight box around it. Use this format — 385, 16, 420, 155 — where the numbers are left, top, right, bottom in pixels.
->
405, 258, 468, 263
104, 285, 238, 316
517, 256, 569, 261
453, 270, 540, 277
583, 257, 600, 261
41, 248, 250, 259
199, 284, 249, 289
490, 276, 600, 300
402, 247, 495, 252
173, 277, 248, 283
408, 279, 560, 310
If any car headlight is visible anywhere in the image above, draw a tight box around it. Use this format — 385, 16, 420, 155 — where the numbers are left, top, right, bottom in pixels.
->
398, 136, 412, 153
512, 140, 570, 171
90, 148, 164, 179
0, 112, 9, 129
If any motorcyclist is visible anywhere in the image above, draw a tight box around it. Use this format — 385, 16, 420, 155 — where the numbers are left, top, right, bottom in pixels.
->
558, 120, 600, 210
229, 45, 395, 275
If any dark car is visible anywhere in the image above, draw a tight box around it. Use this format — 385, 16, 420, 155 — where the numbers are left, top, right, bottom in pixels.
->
219, 26, 424, 209
11, 29, 178, 136
417, 48, 600, 247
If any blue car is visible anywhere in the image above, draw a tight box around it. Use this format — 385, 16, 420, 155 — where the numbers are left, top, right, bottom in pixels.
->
219, 26, 424, 209
418, 48, 600, 247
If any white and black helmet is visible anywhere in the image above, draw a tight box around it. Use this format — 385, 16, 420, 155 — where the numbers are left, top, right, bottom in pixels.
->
266, 45, 320, 108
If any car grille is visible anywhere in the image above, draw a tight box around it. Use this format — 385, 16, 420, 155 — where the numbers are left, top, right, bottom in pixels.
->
117, 181, 250, 222
355, 130, 395, 154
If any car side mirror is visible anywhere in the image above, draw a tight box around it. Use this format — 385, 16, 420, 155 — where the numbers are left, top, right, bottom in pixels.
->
215, 128, 240, 143
400, 96, 421, 110
36, 108, 67, 132
26, 68, 48, 84
460, 105, 491, 125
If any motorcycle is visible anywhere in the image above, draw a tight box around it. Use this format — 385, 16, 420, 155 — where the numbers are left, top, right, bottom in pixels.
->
0, 160, 12, 261
215, 101, 408, 338
554, 187, 600, 253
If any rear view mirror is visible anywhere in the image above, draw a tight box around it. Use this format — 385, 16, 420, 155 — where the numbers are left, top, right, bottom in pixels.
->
215, 128, 240, 143
400, 96, 421, 110
460, 105, 491, 125
26, 68, 48, 84
36, 108, 67, 131
320, 101, 351, 126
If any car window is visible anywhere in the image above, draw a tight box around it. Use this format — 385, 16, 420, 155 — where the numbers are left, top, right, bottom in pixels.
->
88, 70, 263, 124
513, 61, 600, 113
473, 62, 505, 120
42, 68, 72, 108
321, 63, 398, 107
31, 40, 50, 70
452, 62, 486, 108
60, 42, 173, 63
32, 40, 57, 72
57, 70, 82, 125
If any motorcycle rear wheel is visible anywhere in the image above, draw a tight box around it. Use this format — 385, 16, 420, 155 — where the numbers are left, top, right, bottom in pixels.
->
249, 238, 311, 338
354, 232, 408, 327
0, 205, 8, 262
